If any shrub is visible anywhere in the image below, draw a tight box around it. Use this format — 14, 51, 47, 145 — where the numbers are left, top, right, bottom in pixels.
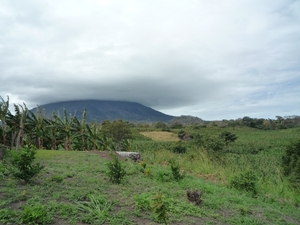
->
219, 131, 238, 146
230, 170, 257, 195
178, 130, 186, 139
169, 158, 184, 181
204, 136, 225, 152
151, 192, 169, 224
8, 145, 44, 183
282, 139, 300, 186
106, 153, 126, 184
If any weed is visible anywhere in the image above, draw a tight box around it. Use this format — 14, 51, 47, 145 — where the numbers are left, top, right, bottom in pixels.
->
0, 208, 17, 223
77, 195, 112, 224
133, 193, 152, 211
50, 175, 64, 183
18, 190, 28, 201
145, 168, 152, 177
106, 153, 126, 184
20, 203, 53, 225
238, 205, 251, 215
156, 170, 172, 182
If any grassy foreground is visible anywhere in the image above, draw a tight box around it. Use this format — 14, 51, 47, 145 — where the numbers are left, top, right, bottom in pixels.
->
1, 149, 300, 225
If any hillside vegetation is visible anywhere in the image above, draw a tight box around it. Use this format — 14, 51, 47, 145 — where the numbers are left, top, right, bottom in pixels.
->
0, 96, 300, 224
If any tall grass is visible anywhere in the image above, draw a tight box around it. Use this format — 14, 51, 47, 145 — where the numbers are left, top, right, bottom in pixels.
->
135, 127, 300, 202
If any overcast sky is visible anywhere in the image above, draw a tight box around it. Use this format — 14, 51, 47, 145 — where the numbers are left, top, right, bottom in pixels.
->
1, 0, 299, 120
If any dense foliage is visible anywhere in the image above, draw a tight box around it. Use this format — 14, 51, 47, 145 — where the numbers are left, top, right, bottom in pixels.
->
282, 139, 300, 187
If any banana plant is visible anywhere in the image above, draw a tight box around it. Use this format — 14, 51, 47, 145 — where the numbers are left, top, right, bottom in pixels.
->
26, 107, 48, 149
86, 123, 104, 150
53, 109, 75, 150
73, 109, 88, 151
0, 96, 9, 146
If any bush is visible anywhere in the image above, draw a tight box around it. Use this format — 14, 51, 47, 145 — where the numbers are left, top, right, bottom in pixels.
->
282, 140, 300, 187
106, 153, 126, 184
151, 192, 169, 224
8, 145, 44, 183
204, 136, 225, 152
230, 170, 257, 195
219, 131, 238, 146
173, 143, 186, 154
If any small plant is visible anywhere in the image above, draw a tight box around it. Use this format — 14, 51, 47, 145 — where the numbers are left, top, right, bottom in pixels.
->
18, 190, 28, 201
77, 195, 112, 224
238, 205, 251, 215
106, 153, 126, 184
50, 175, 64, 183
169, 158, 184, 181
230, 170, 258, 195
20, 204, 53, 225
133, 193, 151, 211
145, 168, 152, 177
0, 208, 17, 223
151, 192, 169, 224
9, 145, 44, 183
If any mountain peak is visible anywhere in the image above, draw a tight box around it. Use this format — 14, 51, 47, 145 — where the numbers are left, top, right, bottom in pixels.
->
31, 100, 175, 123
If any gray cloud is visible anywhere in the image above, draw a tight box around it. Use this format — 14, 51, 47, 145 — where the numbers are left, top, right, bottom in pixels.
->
1, 0, 299, 120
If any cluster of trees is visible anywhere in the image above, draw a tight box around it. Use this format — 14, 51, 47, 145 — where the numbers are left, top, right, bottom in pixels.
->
0, 96, 132, 155
225, 116, 300, 130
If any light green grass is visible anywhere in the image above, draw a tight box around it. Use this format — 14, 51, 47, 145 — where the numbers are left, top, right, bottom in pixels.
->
0, 148, 299, 224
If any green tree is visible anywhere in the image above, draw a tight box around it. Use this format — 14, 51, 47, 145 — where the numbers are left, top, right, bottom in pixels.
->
101, 120, 132, 143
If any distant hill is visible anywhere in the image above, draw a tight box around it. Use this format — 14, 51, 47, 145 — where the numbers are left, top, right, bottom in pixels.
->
31, 100, 175, 123
171, 115, 204, 125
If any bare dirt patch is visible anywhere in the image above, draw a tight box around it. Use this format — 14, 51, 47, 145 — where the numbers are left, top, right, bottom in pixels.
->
140, 131, 180, 141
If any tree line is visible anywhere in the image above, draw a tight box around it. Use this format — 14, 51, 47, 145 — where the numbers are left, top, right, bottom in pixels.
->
0, 96, 132, 155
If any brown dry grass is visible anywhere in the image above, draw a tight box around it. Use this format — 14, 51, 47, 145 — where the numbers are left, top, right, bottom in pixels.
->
140, 131, 180, 141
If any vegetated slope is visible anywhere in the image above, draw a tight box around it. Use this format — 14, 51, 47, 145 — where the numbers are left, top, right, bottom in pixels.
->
31, 100, 175, 123
171, 115, 204, 125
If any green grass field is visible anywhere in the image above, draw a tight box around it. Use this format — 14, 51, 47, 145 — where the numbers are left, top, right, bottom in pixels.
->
0, 127, 300, 224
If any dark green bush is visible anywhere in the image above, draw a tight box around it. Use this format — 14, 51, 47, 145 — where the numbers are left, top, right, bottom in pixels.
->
219, 131, 238, 145
230, 170, 257, 195
106, 153, 126, 184
8, 145, 44, 183
173, 143, 186, 154
282, 139, 300, 187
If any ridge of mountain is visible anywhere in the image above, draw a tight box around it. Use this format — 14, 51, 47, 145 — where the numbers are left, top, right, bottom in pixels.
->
31, 100, 175, 123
